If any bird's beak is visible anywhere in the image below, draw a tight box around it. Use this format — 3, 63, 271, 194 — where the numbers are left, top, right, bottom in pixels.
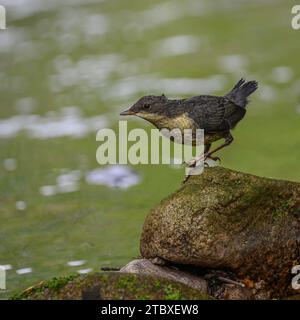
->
120, 109, 134, 116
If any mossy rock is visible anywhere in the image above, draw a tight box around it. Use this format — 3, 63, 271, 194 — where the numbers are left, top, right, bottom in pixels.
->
140, 167, 300, 298
10, 272, 212, 300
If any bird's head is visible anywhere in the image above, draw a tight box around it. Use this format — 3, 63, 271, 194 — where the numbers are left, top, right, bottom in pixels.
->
120, 94, 169, 123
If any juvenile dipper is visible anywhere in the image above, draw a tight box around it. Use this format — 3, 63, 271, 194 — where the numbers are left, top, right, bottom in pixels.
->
120, 78, 258, 165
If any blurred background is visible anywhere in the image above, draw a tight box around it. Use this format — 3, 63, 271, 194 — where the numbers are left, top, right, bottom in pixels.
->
0, 0, 300, 298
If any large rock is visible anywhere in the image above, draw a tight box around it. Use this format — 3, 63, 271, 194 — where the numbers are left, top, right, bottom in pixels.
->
10, 272, 211, 300
140, 167, 300, 298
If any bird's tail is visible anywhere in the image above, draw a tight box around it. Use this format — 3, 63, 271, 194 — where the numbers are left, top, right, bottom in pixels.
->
225, 78, 258, 108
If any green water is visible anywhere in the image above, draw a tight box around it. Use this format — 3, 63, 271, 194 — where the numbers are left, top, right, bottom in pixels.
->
0, 0, 300, 298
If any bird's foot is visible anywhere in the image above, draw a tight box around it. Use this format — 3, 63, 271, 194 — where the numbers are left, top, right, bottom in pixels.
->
185, 155, 204, 167
185, 154, 220, 167
204, 161, 210, 168
203, 155, 221, 168
185, 159, 197, 167
184, 154, 221, 181
204, 154, 221, 162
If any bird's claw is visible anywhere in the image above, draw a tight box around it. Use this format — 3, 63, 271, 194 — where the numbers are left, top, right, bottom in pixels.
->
183, 154, 221, 184
185, 155, 205, 167
185, 159, 197, 167
182, 175, 191, 184
204, 155, 221, 162
185, 155, 221, 167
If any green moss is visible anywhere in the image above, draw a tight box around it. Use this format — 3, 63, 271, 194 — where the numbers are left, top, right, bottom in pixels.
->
163, 284, 183, 300
45, 274, 78, 290
272, 210, 287, 220
10, 274, 79, 300
137, 294, 150, 300
99, 273, 109, 282
116, 274, 137, 292
10, 272, 212, 300
272, 197, 295, 220
154, 279, 163, 287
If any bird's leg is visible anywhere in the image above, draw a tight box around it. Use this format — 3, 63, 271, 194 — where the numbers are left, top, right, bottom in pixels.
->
186, 143, 211, 167
204, 132, 233, 161
186, 143, 221, 167
182, 144, 209, 184
182, 175, 191, 184
203, 144, 221, 162
203, 144, 219, 165
187, 133, 232, 168
185, 132, 232, 170
204, 143, 211, 154
183, 142, 221, 184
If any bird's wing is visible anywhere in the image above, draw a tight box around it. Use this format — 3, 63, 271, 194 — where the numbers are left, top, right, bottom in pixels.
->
187, 95, 247, 131
223, 102, 246, 129
187, 96, 229, 132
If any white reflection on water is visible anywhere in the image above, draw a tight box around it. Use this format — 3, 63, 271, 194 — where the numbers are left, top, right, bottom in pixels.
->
85, 165, 141, 189
50, 54, 122, 92
219, 55, 248, 74
3, 158, 17, 171
103, 75, 227, 100
257, 85, 276, 102
40, 170, 82, 197
126, 0, 207, 32
39, 166, 141, 196
0, 107, 108, 139
16, 267, 32, 275
39, 185, 58, 197
77, 268, 93, 274
154, 35, 202, 56
56, 170, 82, 194
15, 201, 27, 211
1, 0, 108, 19
15, 97, 37, 114
271, 66, 293, 84
0, 264, 12, 271
67, 260, 86, 267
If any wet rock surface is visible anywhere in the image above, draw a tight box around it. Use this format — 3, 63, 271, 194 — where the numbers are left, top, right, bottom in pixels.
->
140, 167, 300, 298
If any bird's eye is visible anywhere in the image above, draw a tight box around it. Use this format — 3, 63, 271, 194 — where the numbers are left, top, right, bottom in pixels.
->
143, 104, 151, 110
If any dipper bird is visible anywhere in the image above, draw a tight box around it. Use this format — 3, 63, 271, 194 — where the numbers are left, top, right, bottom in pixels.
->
120, 78, 258, 166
